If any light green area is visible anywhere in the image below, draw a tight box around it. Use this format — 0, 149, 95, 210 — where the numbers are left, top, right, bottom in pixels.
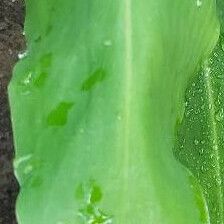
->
9, 0, 220, 223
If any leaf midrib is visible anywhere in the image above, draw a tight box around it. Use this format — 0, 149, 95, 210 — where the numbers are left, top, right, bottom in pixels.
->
122, 0, 133, 197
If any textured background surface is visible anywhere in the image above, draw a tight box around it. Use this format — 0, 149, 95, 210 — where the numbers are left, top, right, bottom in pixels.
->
0, 0, 25, 223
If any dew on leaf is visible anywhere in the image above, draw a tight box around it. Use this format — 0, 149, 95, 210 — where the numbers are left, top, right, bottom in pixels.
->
79, 128, 85, 134
194, 139, 199, 145
201, 165, 205, 172
117, 115, 122, 121
201, 104, 205, 110
103, 40, 112, 47
196, 0, 202, 7
22, 72, 33, 85
209, 104, 212, 109
212, 145, 218, 152
199, 148, 204, 154
201, 140, 205, 144
57, 221, 65, 224
215, 109, 224, 122
18, 51, 28, 59
216, 178, 222, 186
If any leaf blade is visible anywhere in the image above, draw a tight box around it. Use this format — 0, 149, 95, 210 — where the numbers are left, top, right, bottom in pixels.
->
9, 0, 219, 223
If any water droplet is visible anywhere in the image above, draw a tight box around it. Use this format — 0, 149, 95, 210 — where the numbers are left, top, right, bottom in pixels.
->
103, 40, 112, 47
201, 140, 205, 145
186, 111, 190, 117
22, 72, 33, 85
215, 109, 224, 122
18, 51, 28, 59
194, 139, 199, 145
201, 165, 205, 172
216, 178, 222, 186
196, 0, 202, 7
57, 221, 65, 224
117, 115, 122, 121
80, 128, 85, 134
204, 66, 211, 77
206, 182, 211, 188
221, 39, 224, 52
213, 145, 218, 151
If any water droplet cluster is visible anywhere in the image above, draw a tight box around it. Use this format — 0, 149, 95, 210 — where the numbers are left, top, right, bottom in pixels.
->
174, 38, 224, 223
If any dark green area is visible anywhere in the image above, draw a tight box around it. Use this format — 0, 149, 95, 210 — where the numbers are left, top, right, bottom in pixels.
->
75, 180, 111, 223
47, 102, 74, 126
81, 68, 106, 91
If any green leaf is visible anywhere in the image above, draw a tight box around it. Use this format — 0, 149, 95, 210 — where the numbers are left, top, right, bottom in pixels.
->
174, 2, 224, 223
174, 27, 224, 224
9, 1, 220, 223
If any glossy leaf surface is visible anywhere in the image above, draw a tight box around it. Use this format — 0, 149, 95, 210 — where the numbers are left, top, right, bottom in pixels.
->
174, 3, 224, 222
9, 0, 219, 223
